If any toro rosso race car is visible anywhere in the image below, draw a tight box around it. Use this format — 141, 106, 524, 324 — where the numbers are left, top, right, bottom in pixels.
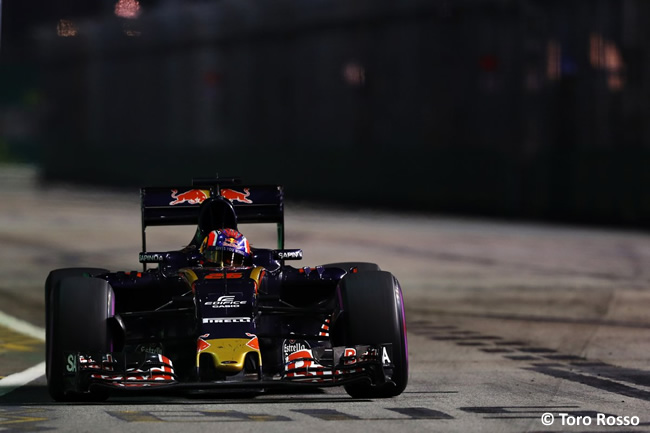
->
45, 177, 408, 400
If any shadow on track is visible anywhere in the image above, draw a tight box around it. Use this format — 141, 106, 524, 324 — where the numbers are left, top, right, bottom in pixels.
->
0, 383, 362, 406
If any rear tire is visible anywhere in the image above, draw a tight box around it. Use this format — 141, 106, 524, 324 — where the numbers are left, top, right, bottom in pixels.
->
322, 262, 381, 273
333, 271, 408, 398
47, 276, 114, 401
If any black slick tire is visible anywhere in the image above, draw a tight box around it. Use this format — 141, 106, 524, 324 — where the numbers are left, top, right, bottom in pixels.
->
47, 276, 114, 401
45, 268, 108, 380
322, 262, 381, 273
333, 271, 408, 398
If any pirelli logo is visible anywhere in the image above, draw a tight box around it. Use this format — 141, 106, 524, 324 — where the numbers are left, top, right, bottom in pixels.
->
202, 317, 251, 324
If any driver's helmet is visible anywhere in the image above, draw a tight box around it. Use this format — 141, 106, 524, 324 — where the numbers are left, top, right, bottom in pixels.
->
200, 228, 251, 267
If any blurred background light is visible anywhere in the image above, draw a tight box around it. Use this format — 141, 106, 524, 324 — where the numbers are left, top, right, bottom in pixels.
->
115, 0, 141, 19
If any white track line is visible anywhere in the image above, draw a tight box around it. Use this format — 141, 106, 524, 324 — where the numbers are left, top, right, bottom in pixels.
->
0, 311, 46, 397
0, 362, 46, 397
0, 311, 46, 341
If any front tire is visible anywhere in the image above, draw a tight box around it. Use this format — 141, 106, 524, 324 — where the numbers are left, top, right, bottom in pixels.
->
45, 268, 108, 380
47, 276, 114, 401
333, 271, 408, 398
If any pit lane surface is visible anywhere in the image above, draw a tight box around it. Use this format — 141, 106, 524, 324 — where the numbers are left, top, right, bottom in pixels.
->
1, 165, 649, 432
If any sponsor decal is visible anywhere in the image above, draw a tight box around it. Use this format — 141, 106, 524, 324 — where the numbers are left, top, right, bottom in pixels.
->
205, 273, 243, 280
202, 317, 251, 323
205, 295, 247, 308
343, 348, 357, 365
169, 189, 209, 205
220, 188, 253, 204
136, 343, 164, 355
285, 349, 331, 379
276, 250, 303, 260
139, 252, 164, 263
382, 347, 391, 365
283, 339, 311, 362
66, 354, 77, 372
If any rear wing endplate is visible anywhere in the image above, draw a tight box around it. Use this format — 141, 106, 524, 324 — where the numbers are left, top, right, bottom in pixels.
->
141, 179, 284, 252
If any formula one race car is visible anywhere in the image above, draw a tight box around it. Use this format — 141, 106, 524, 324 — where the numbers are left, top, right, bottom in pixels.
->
45, 177, 408, 401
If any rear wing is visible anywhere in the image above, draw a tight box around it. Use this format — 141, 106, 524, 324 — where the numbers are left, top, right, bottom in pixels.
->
141, 178, 284, 252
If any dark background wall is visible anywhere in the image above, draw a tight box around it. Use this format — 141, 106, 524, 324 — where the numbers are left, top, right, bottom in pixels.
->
3, 0, 649, 227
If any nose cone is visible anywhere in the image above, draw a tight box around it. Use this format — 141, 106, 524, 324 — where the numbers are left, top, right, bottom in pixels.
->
197, 336, 260, 375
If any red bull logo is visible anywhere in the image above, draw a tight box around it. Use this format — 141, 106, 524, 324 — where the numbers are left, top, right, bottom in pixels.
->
169, 189, 209, 205
221, 188, 253, 204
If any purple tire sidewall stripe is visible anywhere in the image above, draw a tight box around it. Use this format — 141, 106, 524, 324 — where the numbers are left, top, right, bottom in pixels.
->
397, 281, 408, 370
109, 288, 115, 352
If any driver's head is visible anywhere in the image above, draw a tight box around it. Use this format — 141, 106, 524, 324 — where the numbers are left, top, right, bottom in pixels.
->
200, 229, 251, 268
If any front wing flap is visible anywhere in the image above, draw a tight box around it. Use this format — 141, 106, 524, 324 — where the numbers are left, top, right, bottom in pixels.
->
282, 345, 393, 383
67, 352, 177, 391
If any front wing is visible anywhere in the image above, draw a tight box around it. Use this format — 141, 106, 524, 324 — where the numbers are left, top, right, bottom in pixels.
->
63, 344, 396, 396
